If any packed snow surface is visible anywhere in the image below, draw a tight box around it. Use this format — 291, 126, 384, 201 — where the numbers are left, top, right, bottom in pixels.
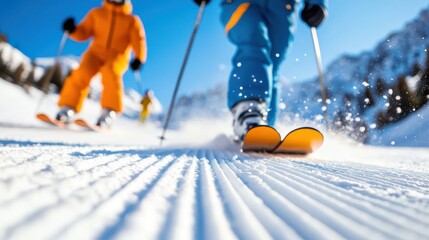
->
1, 80, 428, 240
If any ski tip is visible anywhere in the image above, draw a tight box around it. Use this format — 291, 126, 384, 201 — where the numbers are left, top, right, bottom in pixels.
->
242, 125, 281, 153
36, 113, 47, 118
74, 119, 106, 132
274, 127, 324, 154
36, 113, 65, 127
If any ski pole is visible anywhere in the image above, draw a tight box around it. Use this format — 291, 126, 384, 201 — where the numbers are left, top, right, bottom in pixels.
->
134, 70, 144, 95
159, 1, 207, 146
310, 27, 329, 129
35, 32, 68, 113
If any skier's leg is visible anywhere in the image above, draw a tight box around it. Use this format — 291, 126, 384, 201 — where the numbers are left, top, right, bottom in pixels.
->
221, 1, 272, 111
265, 0, 297, 125
58, 50, 103, 112
99, 55, 128, 113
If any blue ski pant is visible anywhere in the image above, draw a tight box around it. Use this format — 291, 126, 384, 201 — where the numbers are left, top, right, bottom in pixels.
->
221, 0, 298, 126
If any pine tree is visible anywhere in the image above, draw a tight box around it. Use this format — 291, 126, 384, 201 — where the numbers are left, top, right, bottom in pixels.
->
376, 111, 388, 128
375, 77, 387, 96
412, 62, 422, 76
415, 48, 429, 106
416, 73, 429, 106
396, 76, 416, 118
0, 33, 7, 43
364, 86, 375, 109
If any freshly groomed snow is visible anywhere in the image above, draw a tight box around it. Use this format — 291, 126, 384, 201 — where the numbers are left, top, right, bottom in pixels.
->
1, 80, 428, 240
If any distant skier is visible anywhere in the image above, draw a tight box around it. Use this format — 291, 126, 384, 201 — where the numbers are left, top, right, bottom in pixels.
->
56, 0, 147, 128
193, 0, 327, 139
139, 89, 155, 123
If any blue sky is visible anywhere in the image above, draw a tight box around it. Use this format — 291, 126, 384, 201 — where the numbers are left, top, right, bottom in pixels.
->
1, 0, 428, 108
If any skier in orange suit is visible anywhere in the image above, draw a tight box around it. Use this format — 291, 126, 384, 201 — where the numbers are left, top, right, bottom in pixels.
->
56, 0, 147, 128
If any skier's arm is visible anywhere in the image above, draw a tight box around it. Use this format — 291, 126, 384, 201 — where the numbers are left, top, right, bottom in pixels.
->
130, 16, 147, 64
68, 10, 96, 42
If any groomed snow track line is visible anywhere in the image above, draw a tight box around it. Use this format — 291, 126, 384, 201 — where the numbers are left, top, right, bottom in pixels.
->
0, 146, 428, 240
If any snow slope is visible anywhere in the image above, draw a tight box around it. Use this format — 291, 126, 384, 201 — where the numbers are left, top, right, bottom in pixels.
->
1, 80, 429, 240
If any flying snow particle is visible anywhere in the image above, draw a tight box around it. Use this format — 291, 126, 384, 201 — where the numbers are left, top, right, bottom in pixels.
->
396, 107, 402, 114
391, 141, 395, 145
237, 62, 242, 67
388, 89, 393, 95
275, 53, 280, 58
395, 95, 401, 100
279, 102, 286, 110
359, 126, 366, 132
370, 123, 377, 129
362, 81, 370, 87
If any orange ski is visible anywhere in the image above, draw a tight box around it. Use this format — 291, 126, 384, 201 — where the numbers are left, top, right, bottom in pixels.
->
242, 126, 281, 152
242, 126, 324, 155
74, 119, 105, 132
36, 113, 65, 127
273, 127, 324, 154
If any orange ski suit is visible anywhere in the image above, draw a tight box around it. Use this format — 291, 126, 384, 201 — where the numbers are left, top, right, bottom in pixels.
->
58, 0, 147, 113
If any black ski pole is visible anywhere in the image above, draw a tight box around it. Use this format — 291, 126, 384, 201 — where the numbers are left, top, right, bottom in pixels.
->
310, 27, 329, 129
159, 1, 207, 146
35, 32, 68, 113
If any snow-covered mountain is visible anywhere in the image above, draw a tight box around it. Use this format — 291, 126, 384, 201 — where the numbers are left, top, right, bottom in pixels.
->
283, 7, 429, 140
